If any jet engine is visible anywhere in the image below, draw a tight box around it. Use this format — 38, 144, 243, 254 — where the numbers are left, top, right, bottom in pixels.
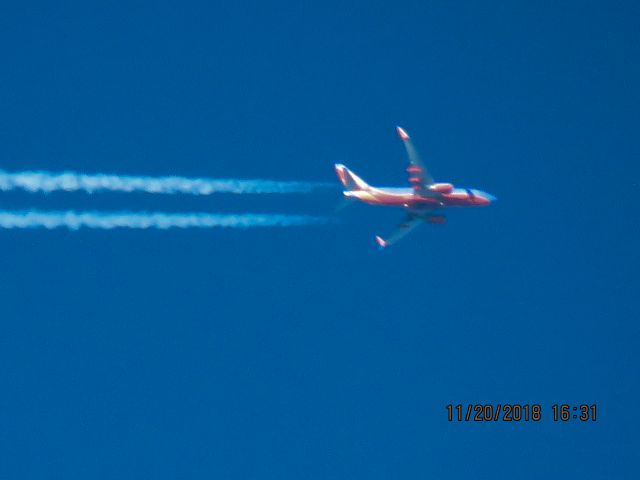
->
429, 183, 454, 194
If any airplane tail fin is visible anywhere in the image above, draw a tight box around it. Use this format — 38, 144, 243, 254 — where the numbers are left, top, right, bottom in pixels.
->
334, 164, 370, 191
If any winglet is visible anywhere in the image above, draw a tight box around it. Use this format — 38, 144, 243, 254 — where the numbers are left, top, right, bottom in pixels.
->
396, 126, 410, 141
375, 235, 388, 249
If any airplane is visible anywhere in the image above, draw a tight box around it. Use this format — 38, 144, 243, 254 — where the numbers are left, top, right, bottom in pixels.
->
334, 126, 496, 248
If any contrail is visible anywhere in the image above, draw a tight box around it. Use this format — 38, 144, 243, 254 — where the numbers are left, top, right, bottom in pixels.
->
0, 169, 334, 195
0, 210, 328, 230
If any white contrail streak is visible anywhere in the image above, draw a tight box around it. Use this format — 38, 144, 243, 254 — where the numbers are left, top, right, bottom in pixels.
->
0, 210, 328, 230
0, 169, 334, 195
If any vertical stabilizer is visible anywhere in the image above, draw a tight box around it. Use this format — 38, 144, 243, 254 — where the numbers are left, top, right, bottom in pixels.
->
334, 164, 370, 191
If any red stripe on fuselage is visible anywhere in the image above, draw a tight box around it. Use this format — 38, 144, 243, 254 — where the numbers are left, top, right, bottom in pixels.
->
352, 187, 490, 207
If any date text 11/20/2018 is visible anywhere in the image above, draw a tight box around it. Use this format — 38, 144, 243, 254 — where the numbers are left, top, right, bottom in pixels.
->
446, 404, 597, 422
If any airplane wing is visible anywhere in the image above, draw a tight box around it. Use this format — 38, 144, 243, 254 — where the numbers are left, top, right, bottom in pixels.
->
375, 213, 422, 249
396, 126, 434, 193
375, 209, 448, 248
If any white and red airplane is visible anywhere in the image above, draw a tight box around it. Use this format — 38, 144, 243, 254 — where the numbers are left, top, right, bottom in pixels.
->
335, 126, 496, 248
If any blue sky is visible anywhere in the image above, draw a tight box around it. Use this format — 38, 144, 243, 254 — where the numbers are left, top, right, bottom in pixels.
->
0, 1, 638, 478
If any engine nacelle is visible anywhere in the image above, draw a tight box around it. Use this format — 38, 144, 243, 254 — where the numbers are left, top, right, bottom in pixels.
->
429, 183, 454, 194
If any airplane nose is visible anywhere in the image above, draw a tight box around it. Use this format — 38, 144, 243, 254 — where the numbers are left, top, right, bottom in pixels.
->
470, 189, 496, 204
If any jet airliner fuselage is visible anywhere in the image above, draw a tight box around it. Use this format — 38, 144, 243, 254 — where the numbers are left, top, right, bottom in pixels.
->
341, 185, 493, 208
